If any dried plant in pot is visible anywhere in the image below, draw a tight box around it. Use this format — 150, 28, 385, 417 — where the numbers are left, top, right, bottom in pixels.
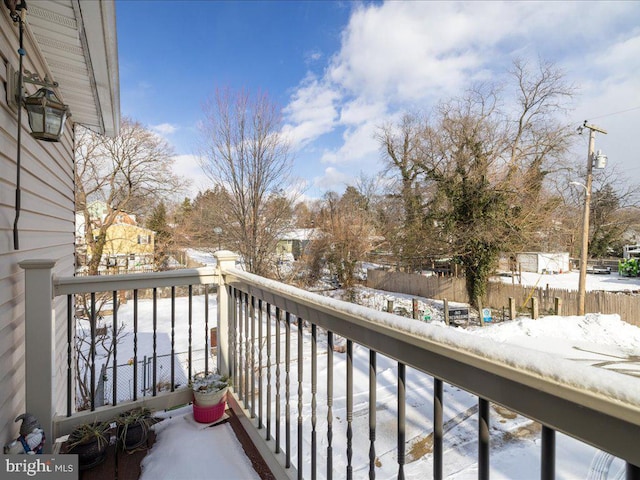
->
190, 372, 229, 407
115, 407, 155, 451
66, 421, 111, 470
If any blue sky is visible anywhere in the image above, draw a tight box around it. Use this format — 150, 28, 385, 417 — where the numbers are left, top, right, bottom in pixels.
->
116, 1, 640, 200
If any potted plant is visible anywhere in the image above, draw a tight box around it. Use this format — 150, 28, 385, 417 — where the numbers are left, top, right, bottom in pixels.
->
190, 372, 229, 423
66, 421, 111, 470
190, 372, 229, 407
115, 407, 155, 451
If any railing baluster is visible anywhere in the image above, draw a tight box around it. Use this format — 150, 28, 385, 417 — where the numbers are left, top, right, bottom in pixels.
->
133, 289, 138, 401
369, 350, 376, 480
258, 299, 263, 429
66, 295, 72, 416
238, 291, 244, 401
285, 311, 292, 469
152, 287, 157, 396
541, 425, 555, 480
250, 294, 256, 418
205, 286, 209, 374
327, 331, 334, 480
311, 323, 317, 480
266, 302, 272, 440
245, 292, 250, 408
90, 292, 96, 411
397, 362, 406, 480
112, 291, 118, 406
275, 306, 281, 454
232, 288, 239, 393
347, 339, 353, 480
297, 316, 304, 479
434, 378, 443, 480
188, 285, 193, 380
171, 286, 175, 392
479, 397, 490, 480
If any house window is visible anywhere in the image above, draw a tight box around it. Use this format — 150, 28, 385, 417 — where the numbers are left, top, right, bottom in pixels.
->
138, 235, 149, 245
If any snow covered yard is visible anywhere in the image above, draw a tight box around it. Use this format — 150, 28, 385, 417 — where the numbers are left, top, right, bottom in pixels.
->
494, 270, 640, 293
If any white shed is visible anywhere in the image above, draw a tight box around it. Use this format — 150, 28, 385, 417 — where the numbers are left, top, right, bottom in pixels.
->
516, 252, 570, 273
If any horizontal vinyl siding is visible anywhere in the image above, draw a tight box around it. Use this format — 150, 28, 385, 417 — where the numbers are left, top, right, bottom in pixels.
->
1, 12, 75, 446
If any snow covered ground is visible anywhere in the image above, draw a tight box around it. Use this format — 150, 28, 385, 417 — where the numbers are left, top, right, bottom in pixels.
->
493, 270, 640, 293
94, 269, 640, 480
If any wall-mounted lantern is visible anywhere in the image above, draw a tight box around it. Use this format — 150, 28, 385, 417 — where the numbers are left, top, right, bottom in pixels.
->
21, 79, 69, 142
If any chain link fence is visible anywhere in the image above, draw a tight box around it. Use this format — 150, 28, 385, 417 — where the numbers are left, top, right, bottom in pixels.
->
99, 348, 214, 405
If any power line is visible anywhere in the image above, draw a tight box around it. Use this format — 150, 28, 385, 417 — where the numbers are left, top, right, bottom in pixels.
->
588, 105, 640, 121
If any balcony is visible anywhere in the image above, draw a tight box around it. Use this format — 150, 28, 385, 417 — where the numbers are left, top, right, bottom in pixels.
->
20, 252, 640, 479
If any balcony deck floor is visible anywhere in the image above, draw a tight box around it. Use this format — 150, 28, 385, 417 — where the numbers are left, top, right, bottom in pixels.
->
77, 408, 274, 480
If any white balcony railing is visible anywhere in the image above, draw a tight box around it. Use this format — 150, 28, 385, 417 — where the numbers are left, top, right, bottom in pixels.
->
21, 252, 640, 479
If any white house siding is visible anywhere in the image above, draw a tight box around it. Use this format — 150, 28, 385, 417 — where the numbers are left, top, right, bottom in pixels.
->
1, 13, 75, 446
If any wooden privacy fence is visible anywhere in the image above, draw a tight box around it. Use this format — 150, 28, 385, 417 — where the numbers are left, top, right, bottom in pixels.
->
367, 269, 640, 327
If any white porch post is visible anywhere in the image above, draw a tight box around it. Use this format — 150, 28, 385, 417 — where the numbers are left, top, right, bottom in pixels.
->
19, 259, 57, 453
215, 251, 238, 377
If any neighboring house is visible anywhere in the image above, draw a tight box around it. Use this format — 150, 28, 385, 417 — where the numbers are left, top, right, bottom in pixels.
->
96, 221, 155, 273
276, 228, 319, 261
76, 206, 156, 274
0, 1, 119, 446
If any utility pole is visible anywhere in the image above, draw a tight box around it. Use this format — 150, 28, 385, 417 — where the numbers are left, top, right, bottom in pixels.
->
576, 121, 607, 316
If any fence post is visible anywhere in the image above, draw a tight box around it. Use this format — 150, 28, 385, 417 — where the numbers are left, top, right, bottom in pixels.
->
387, 299, 394, 314
531, 297, 539, 319
509, 297, 516, 322
19, 259, 57, 453
443, 298, 450, 326
519, 264, 522, 284
554, 297, 562, 316
215, 251, 239, 377
545, 284, 550, 312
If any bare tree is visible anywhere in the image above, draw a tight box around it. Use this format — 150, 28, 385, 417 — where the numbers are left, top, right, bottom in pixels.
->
375, 114, 431, 270
379, 60, 575, 306
75, 117, 185, 275
306, 187, 379, 288
563, 166, 640, 258
199, 87, 297, 277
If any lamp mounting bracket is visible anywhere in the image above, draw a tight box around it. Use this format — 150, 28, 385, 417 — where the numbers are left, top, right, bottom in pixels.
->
22, 69, 58, 89
6, 65, 61, 111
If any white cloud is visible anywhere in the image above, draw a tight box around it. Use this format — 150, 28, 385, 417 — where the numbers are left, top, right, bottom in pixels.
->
172, 154, 211, 199
151, 123, 179, 136
339, 99, 386, 126
320, 121, 379, 166
313, 166, 353, 191
304, 49, 323, 64
282, 75, 341, 147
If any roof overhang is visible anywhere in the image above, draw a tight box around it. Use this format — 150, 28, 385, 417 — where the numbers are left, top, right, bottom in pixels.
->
23, 0, 120, 136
